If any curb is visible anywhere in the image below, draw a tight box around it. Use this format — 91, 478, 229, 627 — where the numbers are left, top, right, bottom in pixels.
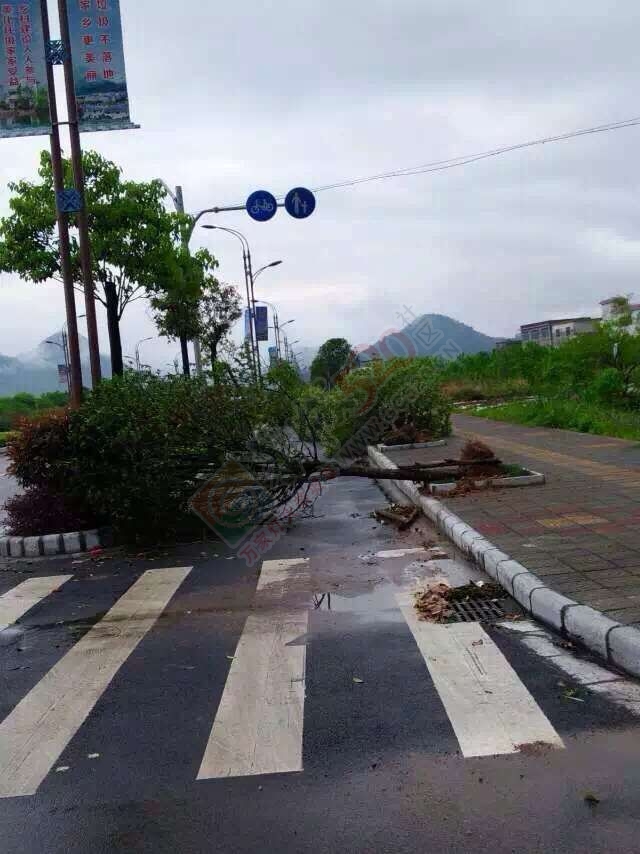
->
377, 439, 447, 452
429, 469, 545, 496
0, 528, 108, 559
368, 445, 640, 681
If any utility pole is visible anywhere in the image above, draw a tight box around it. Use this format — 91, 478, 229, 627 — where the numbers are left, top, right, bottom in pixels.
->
160, 183, 202, 376
57, 0, 101, 389
40, 0, 82, 407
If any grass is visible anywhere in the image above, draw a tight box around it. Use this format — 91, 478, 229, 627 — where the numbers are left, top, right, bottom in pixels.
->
469, 398, 640, 442
0, 391, 68, 432
441, 377, 530, 402
0, 431, 11, 447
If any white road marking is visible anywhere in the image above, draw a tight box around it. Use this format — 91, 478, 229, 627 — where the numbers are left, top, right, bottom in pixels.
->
500, 619, 640, 714
0, 575, 73, 632
397, 593, 564, 757
376, 548, 429, 559
0, 566, 191, 798
197, 558, 309, 780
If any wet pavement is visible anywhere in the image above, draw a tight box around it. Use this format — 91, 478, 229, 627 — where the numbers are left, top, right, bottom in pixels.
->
386, 414, 640, 625
1, 475, 640, 852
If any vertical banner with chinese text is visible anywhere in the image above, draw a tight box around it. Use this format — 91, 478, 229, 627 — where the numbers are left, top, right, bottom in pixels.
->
67, 0, 137, 132
0, 1, 50, 138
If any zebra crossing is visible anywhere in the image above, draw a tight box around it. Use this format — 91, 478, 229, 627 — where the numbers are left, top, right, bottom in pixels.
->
0, 557, 637, 801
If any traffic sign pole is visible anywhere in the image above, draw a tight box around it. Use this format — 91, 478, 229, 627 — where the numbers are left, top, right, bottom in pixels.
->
40, 0, 83, 408
58, 0, 102, 389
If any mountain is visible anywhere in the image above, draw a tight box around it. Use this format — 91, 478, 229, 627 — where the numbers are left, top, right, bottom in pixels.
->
0, 332, 111, 396
360, 313, 502, 362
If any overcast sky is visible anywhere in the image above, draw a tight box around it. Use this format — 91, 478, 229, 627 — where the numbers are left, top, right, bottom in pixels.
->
2, 0, 640, 369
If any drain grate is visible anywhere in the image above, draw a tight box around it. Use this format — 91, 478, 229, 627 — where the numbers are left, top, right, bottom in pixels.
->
448, 597, 511, 624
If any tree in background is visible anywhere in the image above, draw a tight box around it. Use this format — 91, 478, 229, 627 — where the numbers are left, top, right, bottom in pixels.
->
198, 278, 242, 372
310, 337, 355, 389
0, 150, 179, 376
151, 246, 241, 379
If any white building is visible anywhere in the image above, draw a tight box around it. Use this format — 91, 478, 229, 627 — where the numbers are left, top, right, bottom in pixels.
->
600, 297, 640, 324
520, 317, 595, 347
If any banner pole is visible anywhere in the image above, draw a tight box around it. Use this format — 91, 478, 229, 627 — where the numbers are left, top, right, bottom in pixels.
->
40, 0, 83, 408
56, 0, 102, 388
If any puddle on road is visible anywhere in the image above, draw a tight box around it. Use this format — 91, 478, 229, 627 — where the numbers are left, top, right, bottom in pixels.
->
312, 583, 403, 624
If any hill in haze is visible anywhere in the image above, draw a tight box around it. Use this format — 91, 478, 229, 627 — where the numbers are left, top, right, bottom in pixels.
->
360, 313, 502, 362
0, 331, 111, 396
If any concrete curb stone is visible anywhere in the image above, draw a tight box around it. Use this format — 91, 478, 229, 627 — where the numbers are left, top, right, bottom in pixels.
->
564, 605, 621, 661
0, 527, 107, 559
23, 536, 42, 558
367, 444, 640, 680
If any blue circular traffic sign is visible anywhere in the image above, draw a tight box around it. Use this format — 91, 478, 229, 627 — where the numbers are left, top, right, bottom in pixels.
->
246, 190, 278, 222
285, 187, 316, 219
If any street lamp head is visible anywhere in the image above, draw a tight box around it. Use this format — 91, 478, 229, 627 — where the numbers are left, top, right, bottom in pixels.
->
201, 224, 217, 230
269, 260, 283, 268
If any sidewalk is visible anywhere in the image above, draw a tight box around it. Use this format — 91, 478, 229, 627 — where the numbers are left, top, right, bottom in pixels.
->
384, 413, 640, 627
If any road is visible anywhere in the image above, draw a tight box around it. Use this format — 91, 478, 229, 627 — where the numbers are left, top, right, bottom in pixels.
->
0, 453, 18, 528
1, 475, 640, 852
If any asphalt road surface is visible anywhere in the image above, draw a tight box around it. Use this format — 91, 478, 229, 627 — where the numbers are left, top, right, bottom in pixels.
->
1, 476, 640, 853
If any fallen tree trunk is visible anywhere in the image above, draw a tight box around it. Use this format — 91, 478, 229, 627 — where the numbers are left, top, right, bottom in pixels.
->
413, 457, 501, 469
338, 465, 489, 482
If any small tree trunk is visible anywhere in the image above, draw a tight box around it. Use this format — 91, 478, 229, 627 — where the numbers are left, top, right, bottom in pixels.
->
210, 338, 219, 369
104, 281, 123, 377
180, 334, 190, 377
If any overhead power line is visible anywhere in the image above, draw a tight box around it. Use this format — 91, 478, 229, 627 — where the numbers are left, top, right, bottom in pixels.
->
308, 116, 640, 194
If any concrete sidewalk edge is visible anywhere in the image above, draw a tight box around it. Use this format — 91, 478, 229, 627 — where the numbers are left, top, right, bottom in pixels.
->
368, 445, 640, 680
0, 528, 108, 559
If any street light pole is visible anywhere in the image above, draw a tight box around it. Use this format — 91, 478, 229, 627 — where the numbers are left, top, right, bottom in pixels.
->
135, 337, 154, 372
40, 0, 82, 408
201, 224, 260, 382
278, 319, 295, 360
57, 0, 101, 389
255, 300, 281, 360
46, 338, 70, 394
252, 260, 283, 360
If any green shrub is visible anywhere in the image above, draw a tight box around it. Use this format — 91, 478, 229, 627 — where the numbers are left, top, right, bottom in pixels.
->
324, 357, 451, 456
7, 373, 257, 542
7, 409, 71, 489
5, 487, 98, 537
66, 373, 255, 541
587, 368, 626, 407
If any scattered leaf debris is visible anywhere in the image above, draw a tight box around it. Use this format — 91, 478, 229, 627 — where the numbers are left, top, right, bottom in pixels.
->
414, 580, 507, 622
515, 741, 555, 757
414, 583, 454, 622
584, 792, 601, 805
373, 504, 420, 530
352, 677, 364, 684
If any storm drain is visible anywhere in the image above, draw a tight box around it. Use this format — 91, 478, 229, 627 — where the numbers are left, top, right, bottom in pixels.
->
448, 597, 512, 624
